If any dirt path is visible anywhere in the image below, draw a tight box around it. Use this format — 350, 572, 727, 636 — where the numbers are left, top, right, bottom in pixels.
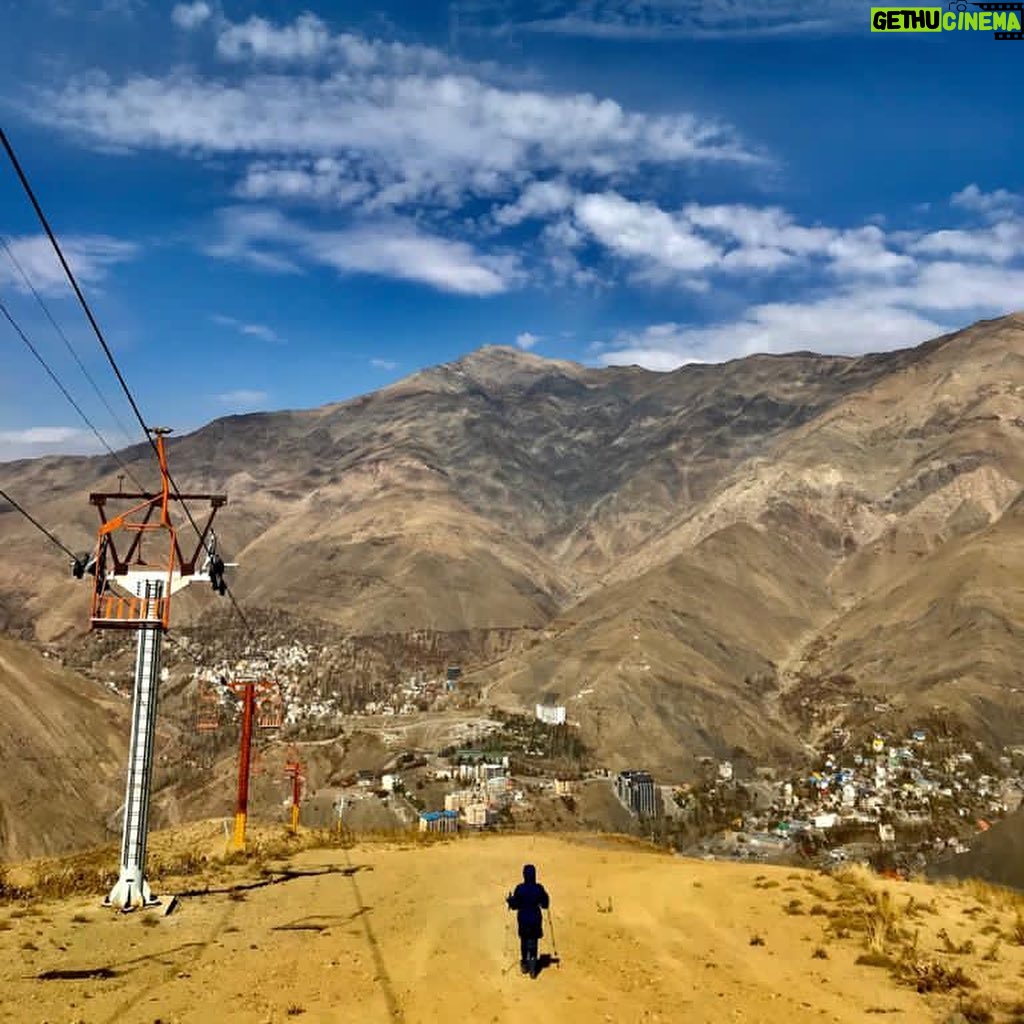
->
2, 832, 1020, 1023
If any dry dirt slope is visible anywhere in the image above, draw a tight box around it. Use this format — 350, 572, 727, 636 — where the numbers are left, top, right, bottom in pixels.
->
3, 830, 1024, 1024
0, 636, 128, 860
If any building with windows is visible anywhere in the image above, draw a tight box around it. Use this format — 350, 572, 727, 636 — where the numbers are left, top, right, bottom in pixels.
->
536, 703, 566, 725
419, 810, 459, 833
615, 770, 658, 817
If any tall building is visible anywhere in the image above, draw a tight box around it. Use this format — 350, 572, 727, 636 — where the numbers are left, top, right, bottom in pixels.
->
535, 703, 566, 725
615, 770, 657, 817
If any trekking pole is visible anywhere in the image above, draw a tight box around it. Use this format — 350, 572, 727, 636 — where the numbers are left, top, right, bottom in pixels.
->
546, 908, 560, 965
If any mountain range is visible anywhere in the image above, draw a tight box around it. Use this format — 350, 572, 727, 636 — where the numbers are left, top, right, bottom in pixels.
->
3, 311, 1024, 779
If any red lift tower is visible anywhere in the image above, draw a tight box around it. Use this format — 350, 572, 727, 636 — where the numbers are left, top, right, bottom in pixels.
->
82, 428, 227, 910
226, 677, 283, 851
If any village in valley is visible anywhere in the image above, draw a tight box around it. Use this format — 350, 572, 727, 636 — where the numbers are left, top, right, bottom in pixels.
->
124, 631, 1024, 878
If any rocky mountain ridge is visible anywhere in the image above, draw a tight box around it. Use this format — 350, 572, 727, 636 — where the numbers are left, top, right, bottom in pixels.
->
3, 312, 1024, 774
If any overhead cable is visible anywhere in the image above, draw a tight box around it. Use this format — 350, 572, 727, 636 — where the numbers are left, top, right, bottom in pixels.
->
0, 232, 141, 454
0, 485, 80, 561
0, 294, 148, 490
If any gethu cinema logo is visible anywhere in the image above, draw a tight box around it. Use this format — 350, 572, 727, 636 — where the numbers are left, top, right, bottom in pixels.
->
871, 2, 1023, 33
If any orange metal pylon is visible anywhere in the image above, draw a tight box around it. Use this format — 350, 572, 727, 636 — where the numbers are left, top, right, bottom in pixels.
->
85, 429, 226, 630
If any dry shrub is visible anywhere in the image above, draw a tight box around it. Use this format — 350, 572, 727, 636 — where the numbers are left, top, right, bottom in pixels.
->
959, 879, 1024, 914
0, 867, 27, 903
856, 951, 895, 969
834, 863, 877, 894
1003, 1000, 1024, 1024
1008, 914, 1024, 946
894, 958, 976, 994
784, 898, 804, 916
938, 928, 976, 956
151, 848, 207, 878
955, 995, 994, 1023
812, 946, 829, 959
809, 903, 828, 916
862, 888, 904, 953
30, 862, 118, 902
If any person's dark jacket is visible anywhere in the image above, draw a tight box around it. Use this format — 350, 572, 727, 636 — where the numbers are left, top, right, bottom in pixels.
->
506, 864, 549, 939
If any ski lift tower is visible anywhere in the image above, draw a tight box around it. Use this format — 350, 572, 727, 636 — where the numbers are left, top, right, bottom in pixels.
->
81, 427, 227, 910
226, 676, 283, 851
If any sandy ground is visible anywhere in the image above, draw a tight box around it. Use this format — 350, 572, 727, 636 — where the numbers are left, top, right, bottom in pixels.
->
3, 830, 1024, 1024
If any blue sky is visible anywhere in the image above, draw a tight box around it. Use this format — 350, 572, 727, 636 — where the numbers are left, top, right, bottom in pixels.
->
0, 0, 1021, 460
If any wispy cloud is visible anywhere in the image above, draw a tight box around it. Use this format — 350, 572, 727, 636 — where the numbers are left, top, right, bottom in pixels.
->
33, 12, 759, 222
468, 0, 864, 40
515, 331, 540, 350
214, 389, 268, 408
0, 426, 102, 461
0, 233, 137, 296
595, 185, 1024, 369
208, 206, 517, 296
370, 357, 398, 369
171, 1, 211, 31
211, 313, 282, 343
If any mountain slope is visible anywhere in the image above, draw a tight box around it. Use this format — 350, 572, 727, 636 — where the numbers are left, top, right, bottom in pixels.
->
3, 314, 1024, 775
0, 636, 128, 859
3, 831, 1022, 1023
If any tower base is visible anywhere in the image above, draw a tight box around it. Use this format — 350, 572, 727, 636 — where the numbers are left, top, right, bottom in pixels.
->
104, 869, 159, 911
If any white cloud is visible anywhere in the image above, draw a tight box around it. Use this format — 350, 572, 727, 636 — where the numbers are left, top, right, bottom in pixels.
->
217, 13, 335, 62
211, 313, 281, 343
310, 223, 512, 295
909, 222, 1024, 264
370, 358, 398, 369
824, 225, 915, 277
494, 180, 575, 227
236, 159, 372, 207
515, 331, 539, 349
880, 261, 1024, 314
171, 1, 211, 31
214, 389, 268, 408
0, 426, 101, 461
208, 206, 515, 296
0, 233, 137, 296
490, 0, 864, 39
0, 426, 85, 444
574, 192, 721, 274
599, 298, 947, 370
34, 14, 757, 220
950, 184, 1022, 220
557, 194, 922, 284
593, 180, 1024, 370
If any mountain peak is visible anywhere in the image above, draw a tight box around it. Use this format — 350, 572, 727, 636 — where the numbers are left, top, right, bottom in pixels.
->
383, 344, 589, 398
454, 344, 582, 373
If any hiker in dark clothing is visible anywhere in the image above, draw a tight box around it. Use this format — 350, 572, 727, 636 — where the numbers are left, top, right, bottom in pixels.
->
506, 863, 550, 977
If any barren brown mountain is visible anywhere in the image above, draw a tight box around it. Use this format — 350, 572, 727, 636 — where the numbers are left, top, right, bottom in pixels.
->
3, 312, 1024, 779
0, 635, 127, 858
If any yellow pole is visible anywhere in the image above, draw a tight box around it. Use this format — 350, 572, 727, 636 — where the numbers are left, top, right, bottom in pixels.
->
232, 810, 247, 851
